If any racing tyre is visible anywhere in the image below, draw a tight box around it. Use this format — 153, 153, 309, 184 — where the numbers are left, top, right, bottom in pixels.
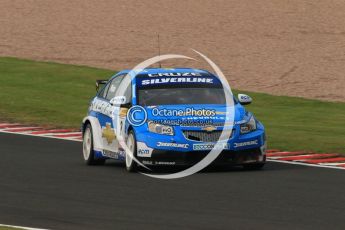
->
125, 130, 138, 172
83, 124, 105, 165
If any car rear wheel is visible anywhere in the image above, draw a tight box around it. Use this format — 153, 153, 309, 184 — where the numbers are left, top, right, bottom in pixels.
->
83, 124, 105, 165
125, 131, 138, 172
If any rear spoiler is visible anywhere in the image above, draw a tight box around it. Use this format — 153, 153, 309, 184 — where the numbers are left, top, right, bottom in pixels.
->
96, 80, 108, 92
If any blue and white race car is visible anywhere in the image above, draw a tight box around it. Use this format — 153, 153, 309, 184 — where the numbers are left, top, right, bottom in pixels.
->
82, 68, 266, 172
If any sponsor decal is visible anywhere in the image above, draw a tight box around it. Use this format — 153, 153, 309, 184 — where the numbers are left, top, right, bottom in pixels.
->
102, 123, 116, 144
157, 142, 189, 149
140, 77, 214, 86
155, 161, 176, 165
142, 160, 175, 165
160, 126, 174, 135
90, 98, 114, 117
110, 96, 126, 105
136, 142, 153, 157
234, 140, 258, 148
193, 142, 230, 151
137, 149, 151, 157
240, 95, 250, 100
147, 72, 202, 77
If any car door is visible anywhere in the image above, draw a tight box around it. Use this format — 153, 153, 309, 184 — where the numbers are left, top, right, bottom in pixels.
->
113, 74, 132, 144
96, 75, 125, 157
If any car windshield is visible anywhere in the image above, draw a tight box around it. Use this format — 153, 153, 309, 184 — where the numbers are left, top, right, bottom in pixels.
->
138, 87, 226, 106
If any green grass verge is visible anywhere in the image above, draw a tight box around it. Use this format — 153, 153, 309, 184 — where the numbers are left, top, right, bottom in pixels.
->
0, 57, 113, 128
0, 57, 344, 153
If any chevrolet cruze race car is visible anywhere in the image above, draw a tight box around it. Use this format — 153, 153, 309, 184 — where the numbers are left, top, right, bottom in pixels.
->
82, 68, 266, 172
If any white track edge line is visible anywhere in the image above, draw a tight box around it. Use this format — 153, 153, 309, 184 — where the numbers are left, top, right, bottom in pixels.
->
267, 159, 345, 170
31, 132, 80, 136
0, 224, 49, 230
268, 154, 317, 160
0, 130, 82, 142
318, 162, 345, 166
0, 127, 41, 131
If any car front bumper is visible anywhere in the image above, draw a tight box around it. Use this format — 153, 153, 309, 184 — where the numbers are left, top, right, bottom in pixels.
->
134, 125, 266, 166
137, 147, 266, 166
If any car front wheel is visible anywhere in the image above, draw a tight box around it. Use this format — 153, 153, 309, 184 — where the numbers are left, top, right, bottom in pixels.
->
125, 131, 138, 172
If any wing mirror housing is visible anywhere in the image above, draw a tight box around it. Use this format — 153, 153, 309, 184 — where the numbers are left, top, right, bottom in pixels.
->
110, 96, 127, 106
238, 94, 252, 105
96, 80, 108, 92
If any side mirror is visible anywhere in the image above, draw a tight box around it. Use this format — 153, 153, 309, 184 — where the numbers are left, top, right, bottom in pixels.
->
96, 80, 108, 92
110, 96, 127, 106
238, 94, 252, 105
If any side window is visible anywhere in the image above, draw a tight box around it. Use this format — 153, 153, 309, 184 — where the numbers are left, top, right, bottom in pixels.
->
124, 84, 132, 104
116, 74, 132, 104
105, 75, 124, 101
98, 83, 110, 99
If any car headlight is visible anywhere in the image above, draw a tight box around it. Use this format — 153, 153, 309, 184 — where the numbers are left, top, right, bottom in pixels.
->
240, 116, 257, 134
148, 121, 174, 135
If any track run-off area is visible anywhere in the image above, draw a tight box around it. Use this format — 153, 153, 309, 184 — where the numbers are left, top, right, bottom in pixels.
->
0, 123, 345, 229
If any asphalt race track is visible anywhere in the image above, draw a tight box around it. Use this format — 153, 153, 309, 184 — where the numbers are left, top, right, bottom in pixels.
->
1, 133, 345, 230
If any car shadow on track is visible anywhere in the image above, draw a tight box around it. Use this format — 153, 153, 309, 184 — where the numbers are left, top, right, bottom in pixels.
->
103, 160, 302, 174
